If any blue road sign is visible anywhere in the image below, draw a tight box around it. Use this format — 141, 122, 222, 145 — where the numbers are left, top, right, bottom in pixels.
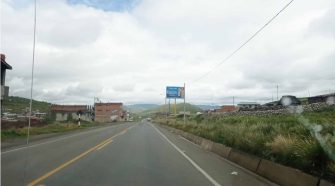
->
166, 86, 185, 99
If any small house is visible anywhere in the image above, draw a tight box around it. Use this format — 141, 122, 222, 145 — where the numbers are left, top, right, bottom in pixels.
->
51, 104, 93, 122
237, 102, 260, 109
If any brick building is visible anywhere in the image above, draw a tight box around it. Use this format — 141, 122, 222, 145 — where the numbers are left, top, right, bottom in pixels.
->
51, 104, 93, 122
215, 105, 238, 113
94, 102, 124, 122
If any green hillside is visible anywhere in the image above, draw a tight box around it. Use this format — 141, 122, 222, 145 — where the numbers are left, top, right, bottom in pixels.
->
139, 103, 202, 116
2, 96, 51, 113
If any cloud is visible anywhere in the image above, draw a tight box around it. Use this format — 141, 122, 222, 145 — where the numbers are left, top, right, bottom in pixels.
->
308, 8, 335, 38
67, 0, 139, 12
1, 0, 335, 105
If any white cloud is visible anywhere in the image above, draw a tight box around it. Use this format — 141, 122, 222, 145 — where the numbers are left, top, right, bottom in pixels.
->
1, 0, 335, 105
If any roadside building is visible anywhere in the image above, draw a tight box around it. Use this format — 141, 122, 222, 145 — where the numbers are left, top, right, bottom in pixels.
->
278, 95, 301, 106
95, 102, 124, 122
178, 111, 191, 115
214, 105, 238, 113
237, 102, 260, 109
34, 112, 47, 119
1, 54, 12, 111
51, 104, 93, 122
308, 93, 335, 104
263, 101, 278, 107
177, 111, 191, 117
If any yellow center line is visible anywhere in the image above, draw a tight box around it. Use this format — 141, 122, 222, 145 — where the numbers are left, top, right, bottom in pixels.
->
96, 139, 113, 150
27, 125, 134, 186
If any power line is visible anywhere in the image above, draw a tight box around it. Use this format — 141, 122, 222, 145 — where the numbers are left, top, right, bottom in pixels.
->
189, 0, 294, 84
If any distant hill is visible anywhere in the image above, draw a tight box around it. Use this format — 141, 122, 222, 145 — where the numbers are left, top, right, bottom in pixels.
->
2, 96, 51, 114
124, 104, 159, 113
195, 105, 221, 110
139, 103, 202, 116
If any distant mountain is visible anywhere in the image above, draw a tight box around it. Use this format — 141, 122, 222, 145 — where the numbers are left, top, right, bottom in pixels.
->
195, 105, 221, 110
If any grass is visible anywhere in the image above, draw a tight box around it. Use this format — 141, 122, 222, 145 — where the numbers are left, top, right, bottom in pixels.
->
154, 107, 335, 181
1, 121, 101, 141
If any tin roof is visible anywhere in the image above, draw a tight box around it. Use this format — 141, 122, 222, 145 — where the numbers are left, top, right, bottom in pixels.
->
51, 104, 88, 112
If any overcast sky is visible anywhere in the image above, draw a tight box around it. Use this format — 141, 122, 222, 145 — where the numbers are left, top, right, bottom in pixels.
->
1, 0, 334, 105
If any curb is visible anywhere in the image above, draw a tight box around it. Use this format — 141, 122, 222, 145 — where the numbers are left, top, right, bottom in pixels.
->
158, 124, 335, 186
257, 159, 318, 186
228, 149, 261, 172
210, 142, 231, 158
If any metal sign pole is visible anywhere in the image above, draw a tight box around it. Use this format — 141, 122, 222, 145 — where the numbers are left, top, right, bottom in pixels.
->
174, 98, 177, 115
183, 83, 186, 125
168, 99, 171, 115
165, 97, 167, 122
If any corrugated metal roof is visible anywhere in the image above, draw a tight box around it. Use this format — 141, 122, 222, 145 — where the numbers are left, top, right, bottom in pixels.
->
51, 104, 88, 112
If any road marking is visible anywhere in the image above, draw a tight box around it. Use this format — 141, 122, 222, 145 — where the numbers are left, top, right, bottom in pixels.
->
2, 124, 127, 154
150, 124, 221, 186
179, 135, 202, 148
96, 139, 113, 150
26, 126, 133, 186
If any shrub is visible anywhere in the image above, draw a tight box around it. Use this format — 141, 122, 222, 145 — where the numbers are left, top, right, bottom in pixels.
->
157, 108, 335, 180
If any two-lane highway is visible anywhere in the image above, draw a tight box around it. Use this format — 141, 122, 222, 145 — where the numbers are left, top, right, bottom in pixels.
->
2, 122, 277, 186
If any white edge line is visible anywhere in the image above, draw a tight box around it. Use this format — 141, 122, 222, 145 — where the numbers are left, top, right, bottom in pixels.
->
179, 135, 202, 148
1, 124, 126, 154
150, 123, 221, 186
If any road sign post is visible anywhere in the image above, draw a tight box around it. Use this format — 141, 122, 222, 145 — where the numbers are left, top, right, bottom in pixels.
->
165, 86, 186, 122
165, 97, 167, 123
183, 83, 186, 124
174, 98, 177, 115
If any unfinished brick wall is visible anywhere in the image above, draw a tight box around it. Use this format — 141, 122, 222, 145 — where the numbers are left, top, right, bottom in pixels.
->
95, 103, 123, 122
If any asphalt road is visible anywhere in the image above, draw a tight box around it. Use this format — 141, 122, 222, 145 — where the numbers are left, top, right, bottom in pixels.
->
2, 122, 277, 186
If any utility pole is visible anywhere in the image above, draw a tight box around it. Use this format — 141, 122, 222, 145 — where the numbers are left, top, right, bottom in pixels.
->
276, 85, 279, 101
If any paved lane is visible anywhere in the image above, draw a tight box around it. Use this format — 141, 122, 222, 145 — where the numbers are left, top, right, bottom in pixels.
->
1, 123, 134, 186
2, 122, 276, 186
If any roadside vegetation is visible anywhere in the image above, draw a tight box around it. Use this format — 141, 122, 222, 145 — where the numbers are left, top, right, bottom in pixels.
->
1, 121, 102, 141
154, 107, 335, 181
1, 96, 104, 141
